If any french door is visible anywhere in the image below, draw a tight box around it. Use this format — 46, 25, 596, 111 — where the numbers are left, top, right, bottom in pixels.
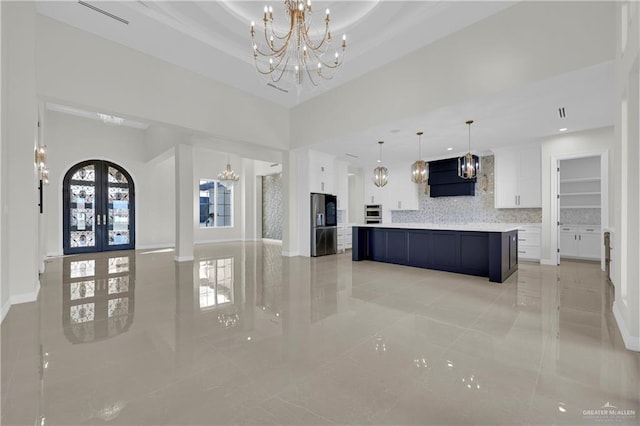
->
63, 160, 135, 254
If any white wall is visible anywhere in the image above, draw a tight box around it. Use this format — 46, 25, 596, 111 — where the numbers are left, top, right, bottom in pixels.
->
540, 126, 614, 264
348, 170, 364, 224
290, 1, 615, 149
3, 1, 39, 308
137, 155, 175, 249
613, 1, 640, 351
35, 15, 290, 153
0, 0, 8, 319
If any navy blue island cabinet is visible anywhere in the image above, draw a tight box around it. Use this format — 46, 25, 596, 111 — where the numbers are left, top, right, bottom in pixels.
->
352, 225, 518, 283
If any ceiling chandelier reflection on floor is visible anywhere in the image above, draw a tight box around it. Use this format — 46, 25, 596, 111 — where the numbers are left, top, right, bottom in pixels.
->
250, 0, 347, 89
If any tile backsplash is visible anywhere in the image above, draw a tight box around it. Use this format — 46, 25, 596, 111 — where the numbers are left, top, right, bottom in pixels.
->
392, 155, 542, 224
560, 208, 600, 225
262, 173, 283, 240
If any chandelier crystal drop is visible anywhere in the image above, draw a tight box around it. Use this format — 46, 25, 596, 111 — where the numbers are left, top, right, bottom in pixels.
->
373, 141, 388, 188
250, 0, 347, 89
458, 120, 480, 180
411, 131, 428, 184
218, 157, 240, 182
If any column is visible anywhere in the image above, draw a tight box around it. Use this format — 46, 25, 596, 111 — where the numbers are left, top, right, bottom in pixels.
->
174, 144, 194, 262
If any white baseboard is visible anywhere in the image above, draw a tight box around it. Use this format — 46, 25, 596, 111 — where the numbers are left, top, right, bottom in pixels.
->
136, 243, 174, 250
281, 251, 299, 257
1, 298, 10, 323
195, 238, 244, 245
540, 259, 558, 266
613, 301, 640, 352
174, 256, 194, 262
9, 280, 41, 306
262, 238, 282, 245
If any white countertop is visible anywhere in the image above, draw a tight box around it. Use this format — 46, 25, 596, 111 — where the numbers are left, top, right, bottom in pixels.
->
351, 223, 522, 232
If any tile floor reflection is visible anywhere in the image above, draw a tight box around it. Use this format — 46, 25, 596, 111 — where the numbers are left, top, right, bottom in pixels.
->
1, 242, 639, 425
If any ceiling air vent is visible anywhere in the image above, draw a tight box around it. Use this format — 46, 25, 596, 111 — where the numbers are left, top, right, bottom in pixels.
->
558, 107, 566, 118
345, 153, 358, 158
78, 1, 129, 25
267, 83, 289, 93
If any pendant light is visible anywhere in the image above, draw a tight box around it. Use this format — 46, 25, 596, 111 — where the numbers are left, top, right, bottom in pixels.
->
411, 131, 427, 184
458, 120, 480, 179
218, 156, 240, 182
373, 141, 388, 187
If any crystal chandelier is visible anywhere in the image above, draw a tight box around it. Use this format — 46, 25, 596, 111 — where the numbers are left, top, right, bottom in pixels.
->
458, 120, 480, 179
250, 0, 347, 88
218, 157, 240, 182
373, 141, 388, 188
411, 131, 427, 184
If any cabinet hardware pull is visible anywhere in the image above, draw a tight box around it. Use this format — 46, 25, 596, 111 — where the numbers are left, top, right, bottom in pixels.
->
97, 215, 101, 225
574, 235, 577, 240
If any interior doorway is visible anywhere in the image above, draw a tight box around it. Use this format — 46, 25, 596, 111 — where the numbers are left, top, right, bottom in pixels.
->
552, 152, 608, 267
63, 160, 135, 255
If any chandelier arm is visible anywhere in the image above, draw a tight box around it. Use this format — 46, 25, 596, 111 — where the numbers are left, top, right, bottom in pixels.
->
300, 20, 331, 51
259, 24, 294, 56
306, 43, 343, 69
253, 39, 291, 73
270, 55, 291, 82
304, 64, 320, 87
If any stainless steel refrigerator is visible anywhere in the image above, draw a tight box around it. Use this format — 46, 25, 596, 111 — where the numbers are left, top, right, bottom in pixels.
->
310, 193, 337, 257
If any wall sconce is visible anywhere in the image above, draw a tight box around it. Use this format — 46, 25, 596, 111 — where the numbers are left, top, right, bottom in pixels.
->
35, 145, 46, 171
35, 145, 49, 214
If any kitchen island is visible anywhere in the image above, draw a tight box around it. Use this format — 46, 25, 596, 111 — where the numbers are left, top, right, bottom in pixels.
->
352, 223, 519, 283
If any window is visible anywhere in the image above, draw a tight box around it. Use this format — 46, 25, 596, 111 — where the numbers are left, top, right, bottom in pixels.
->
199, 179, 233, 228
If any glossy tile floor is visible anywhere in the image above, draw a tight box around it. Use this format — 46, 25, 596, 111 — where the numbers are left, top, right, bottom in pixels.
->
1, 242, 639, 425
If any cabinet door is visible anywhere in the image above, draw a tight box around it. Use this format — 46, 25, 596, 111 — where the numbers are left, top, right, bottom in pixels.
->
518, 145, 541, 207
559, 232, 579, 257
578, 233, 601, 259
494, 149, 519, 208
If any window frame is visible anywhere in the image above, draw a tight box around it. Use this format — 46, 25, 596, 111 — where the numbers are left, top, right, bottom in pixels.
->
199, 179, 234, 228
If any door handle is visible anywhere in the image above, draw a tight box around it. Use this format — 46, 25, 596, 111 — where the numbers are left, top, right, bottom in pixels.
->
97, 215, 101, 225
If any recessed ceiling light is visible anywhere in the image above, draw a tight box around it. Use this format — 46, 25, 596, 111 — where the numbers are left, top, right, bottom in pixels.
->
559, 128, 568, 132
447, 147, 453, 151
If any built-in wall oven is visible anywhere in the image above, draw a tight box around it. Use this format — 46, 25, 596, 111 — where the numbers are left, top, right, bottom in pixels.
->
364, 204, 382, 224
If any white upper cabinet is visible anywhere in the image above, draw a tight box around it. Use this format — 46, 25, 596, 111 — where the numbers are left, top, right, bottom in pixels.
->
364, 171, 389, 206
309, 150, 335, 194
334, 159, 349, 211
387, 164, 420, 211
494, 142, 541, 208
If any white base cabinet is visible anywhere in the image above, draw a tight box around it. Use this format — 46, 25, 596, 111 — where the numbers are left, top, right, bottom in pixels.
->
517, 224, 541, 261
559, 225, 601, 260
337, 224, 354, 252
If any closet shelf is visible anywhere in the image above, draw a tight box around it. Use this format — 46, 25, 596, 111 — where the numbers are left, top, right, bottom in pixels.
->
560, 192, 601, 196
560, 177, 600, 183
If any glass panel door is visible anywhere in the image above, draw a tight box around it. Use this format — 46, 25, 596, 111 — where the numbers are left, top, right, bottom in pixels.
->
68, 164, 97, 250
63, 161, 135, 254
107, 166, 132, 248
